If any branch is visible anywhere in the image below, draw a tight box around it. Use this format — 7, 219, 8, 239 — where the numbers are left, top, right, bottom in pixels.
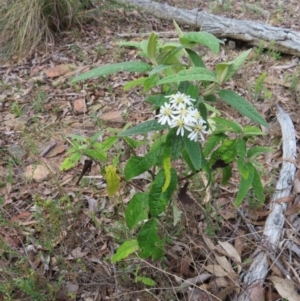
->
237, 105, 297, 301
114, 0, 300, 56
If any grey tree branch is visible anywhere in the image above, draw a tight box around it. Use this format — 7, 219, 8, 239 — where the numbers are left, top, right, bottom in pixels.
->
114, 0, 300, 56
237, 105, 297, 301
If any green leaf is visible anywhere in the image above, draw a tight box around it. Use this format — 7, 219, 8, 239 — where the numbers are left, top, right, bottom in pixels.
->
186, 84, 199, 100
236, 139, 248, 179
124, 145, 164, 180
252, 168, 265, 204
216, 49, 252, 84
162, 131, 173, 192
125, 192, 149, 229
157, 67, 217, 85
145, 94, 167, 108
203, 133, 227, 157
123, 137, 145, 149
84, 149, 106, 161
124, 77, 147, 91
149, 64, 182, 76
90, 131, 104, 143
244, 125, 266, 136
72, 62, 152, 83
247, 146, 273, 159
218, 90, 268, 127
118, 120, 168, 137
215, 139, 237, 164
180, 32, 221, 54
138, 219, 163, 259
147, 32, 158, 61
105, 165, 120, 196
234, 163, 255, 207
171, 134, 184, 160
111, 240, 139, 263
161, 45, 186, 64
95, 136, 118, 152
183, 135, 202, 170
164, 168, 178, 200
60, 152, 81, 171
185, 48, 206, 67
149, 170, 168, 218
143, 74, 159, 91
221, 166, 232, 185
136, 276, 156, 287
68, 134, 86, 142
211, 117, 243, 133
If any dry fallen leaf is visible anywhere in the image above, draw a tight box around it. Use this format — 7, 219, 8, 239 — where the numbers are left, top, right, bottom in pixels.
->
269, 276, 299, 301
45, 64, 77, 78
73, 98, 87, 114
24, 164, 53, 182
99, 110, 125, 125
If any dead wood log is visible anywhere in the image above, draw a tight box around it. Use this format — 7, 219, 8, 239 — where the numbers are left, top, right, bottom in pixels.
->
237, 105, 297, 301
114, 0, 300, 56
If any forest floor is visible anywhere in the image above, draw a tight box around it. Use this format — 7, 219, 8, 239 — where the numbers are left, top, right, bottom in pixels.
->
1, 0, 300, 300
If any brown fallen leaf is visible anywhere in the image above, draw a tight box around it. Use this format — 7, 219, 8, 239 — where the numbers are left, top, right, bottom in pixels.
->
73, 98, 87, 114
269, 276, 299, 301
24, 164, 54, 182
99, 110, 125, 125
45, 64, 76, 78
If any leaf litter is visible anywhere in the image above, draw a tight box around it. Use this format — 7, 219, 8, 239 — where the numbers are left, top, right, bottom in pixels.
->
1, 0, 300, 300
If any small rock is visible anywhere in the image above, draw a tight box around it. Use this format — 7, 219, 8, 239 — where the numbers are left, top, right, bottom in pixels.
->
7, 144, 26, 161
24, 164, 53, 182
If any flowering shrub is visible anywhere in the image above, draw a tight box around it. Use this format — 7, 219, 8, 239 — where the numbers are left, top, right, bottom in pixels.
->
63, 23, 272, 261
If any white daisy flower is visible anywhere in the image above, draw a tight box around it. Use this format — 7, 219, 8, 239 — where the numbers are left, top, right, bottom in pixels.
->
170, 117, 193, 136
156, 102, 178, 126
188, 118, 208, 141
166, 92, 195, 109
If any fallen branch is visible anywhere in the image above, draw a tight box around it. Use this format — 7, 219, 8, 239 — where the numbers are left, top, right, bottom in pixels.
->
114, 0, 300, 56
238, 105, 297, 301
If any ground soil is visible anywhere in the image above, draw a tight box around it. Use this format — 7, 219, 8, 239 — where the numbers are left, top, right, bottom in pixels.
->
1, 0, 300, 300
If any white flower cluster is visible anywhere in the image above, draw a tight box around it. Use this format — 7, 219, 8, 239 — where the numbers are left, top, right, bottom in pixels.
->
156, 92, 207, 141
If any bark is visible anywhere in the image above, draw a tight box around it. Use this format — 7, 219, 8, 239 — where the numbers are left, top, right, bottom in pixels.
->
237, 105, 297, 301
114, 0, 300, 56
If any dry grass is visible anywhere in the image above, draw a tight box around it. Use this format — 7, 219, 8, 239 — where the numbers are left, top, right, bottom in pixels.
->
0, 0, 87, 62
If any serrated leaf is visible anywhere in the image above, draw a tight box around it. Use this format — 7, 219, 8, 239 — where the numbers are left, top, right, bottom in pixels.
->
216, 139, 237, 164
147, 32, 158, 61
148, 169, 177, 217
203, 133, 227, 157
125, 192, 149, 229
72, 62, 152, 83
157, 67, 217, 85
143, 74, 159, 91
171, 134, 184, 160
118, 120, 168, 137
185, 48, 206, 67
138, 219, 163, 259
180, 32, 220, 54
221, 166, 232, 185
186, 84, 199, 100
252, 168, 265, 204
247, 146, 273, 159
60, 152, 81, 171
105, 165, 120, 196
218, 90, 268, 127
93, 136, 118, 151
124, 145, 164, 180
111, 240, 139, 263
84, 149, 106, 161
234, 163, 255, 207
211, 117, 243, 133
90, 131, 104, 143
183, 135, 202, 170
